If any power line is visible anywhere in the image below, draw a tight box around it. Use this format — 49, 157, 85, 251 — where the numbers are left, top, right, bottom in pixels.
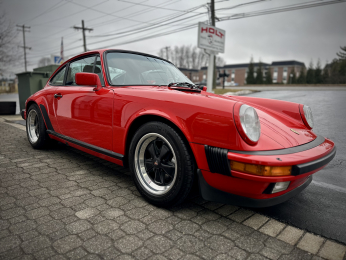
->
21, 0, 67, 24
217, 0, 346, 21
89, 0, 180, 28
117, 0, 205, 14
29, 0, 109, 27
65, 0, 164, 26
26, 0, 346, 65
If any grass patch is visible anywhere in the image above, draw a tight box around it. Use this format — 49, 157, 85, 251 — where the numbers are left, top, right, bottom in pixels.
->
213, 89, 247, 95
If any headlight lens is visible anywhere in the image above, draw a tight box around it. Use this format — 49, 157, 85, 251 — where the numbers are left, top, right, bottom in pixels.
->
303, 105, 314, 128
239, 104, 261, 142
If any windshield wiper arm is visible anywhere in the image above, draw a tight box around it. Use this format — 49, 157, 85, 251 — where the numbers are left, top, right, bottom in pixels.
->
168, 82, 197, 89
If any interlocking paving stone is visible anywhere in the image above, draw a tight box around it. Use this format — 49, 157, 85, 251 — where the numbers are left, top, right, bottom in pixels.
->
0, 121, 342, 260
260, 219, 286, 237
145, 235, 174, 254
228, 209, 254, 223
318, 240, 346, 260
297, 233, 324, 254
243, 213, 269, 230
277, 226, 304, 245
52, 234, 83, 254
66, 219, 92, 234
83, 235, 113, 254
177, 235, 204, 254
115, 235, 144, 253
75, 208, 99, 219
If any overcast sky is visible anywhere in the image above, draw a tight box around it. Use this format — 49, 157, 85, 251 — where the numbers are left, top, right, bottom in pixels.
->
2, 0, 346, 76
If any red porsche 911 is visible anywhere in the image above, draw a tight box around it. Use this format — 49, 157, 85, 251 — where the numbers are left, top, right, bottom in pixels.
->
22, 49, 336, 207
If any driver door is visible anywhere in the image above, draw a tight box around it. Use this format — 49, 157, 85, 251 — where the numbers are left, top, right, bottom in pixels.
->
53, 55, 114, 151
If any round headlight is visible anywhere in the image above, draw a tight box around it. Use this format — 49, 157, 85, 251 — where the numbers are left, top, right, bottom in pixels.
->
303, 105, 314, 128
239, 104, 261, 142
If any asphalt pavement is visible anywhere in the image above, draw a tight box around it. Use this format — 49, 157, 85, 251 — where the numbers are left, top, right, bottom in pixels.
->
246, 90, 346, 245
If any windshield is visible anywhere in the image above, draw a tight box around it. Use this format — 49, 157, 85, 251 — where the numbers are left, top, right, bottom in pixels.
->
106, 52, 193, 86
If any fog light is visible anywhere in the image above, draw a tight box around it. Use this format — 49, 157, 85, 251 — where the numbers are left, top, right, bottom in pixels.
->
272, 181, 290, 193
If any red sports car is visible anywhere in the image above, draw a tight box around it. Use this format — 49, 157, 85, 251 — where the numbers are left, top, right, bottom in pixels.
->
22, 49, 336, 207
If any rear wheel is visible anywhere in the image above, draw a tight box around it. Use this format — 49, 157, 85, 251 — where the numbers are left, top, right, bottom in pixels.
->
129, 121, 195, 207
26, 104, 50, 149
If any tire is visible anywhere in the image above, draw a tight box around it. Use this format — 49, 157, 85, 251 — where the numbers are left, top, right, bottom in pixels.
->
26, 104, 50, 149
129, 121, 195, 207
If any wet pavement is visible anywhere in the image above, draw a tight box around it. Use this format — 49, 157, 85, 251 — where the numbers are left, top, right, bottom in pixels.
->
246, 91, 346, 245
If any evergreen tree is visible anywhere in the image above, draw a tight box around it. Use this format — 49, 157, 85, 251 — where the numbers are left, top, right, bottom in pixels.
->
289, 68, 296, 84
265, 67, 272, 84
297, 68, 306, 84
322, 61, 330, 84
255, 62, 263, 84
246, 57, 256, 84
314, 59, 323, 84
306, 60, 315, 84
337, 45, 346, 60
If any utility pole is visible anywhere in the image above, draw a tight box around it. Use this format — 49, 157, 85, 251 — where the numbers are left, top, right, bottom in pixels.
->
16, 25, 31, 72
164, 46, 170, 60
207, 0, 216, 92
73, 20, 93, 52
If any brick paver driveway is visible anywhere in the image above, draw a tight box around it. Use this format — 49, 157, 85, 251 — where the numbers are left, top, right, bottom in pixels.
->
0, 121, 339, 260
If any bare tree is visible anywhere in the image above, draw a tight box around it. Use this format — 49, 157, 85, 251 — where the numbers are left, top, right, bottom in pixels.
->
0, 10, 21, 76
158, 45, 225, 70
37, 57, 51, 67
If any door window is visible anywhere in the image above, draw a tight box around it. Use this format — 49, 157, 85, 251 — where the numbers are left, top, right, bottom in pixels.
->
94, 56, 105, 86
50, 66, 66, 86
66, 56, 96, 86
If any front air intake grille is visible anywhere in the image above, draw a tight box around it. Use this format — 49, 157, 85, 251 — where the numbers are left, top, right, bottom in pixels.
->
204, 145, 231, 176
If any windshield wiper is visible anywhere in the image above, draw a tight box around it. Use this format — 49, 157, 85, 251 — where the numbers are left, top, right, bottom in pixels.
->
168, 82, 201, 90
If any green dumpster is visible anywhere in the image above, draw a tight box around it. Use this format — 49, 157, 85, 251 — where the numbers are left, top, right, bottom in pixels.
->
16, 64, 59, 111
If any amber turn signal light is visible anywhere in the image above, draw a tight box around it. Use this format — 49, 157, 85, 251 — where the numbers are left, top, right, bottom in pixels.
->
230, 161, 292, 176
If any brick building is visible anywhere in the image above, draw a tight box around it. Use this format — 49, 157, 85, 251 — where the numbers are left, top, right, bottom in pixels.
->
179, 60, 305, 86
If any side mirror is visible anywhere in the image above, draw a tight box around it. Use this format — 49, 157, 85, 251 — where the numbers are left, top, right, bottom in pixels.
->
75, 72, 102, 91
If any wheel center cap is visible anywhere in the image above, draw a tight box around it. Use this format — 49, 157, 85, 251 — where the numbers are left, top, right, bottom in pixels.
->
153, 159, 160, 168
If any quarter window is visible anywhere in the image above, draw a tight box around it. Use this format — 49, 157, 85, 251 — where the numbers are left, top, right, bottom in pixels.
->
50, 66, 66, 86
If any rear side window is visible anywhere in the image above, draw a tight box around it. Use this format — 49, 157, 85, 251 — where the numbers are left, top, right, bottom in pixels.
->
66, 56, 96, 85
50, 66, 66, 86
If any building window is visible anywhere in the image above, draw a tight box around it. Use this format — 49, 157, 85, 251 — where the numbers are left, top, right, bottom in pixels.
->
273, 67, 278, 83
283, 67, 287, 82
231, 70, 235, 82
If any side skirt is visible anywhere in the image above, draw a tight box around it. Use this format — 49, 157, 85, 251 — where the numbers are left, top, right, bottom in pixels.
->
46, 130, 124, 162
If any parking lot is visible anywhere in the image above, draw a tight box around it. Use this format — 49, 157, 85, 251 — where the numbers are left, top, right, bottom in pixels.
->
247, 90, 346, 245
0, 90, 346, 260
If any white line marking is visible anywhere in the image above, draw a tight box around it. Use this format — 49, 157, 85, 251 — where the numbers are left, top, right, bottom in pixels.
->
311, 180, 346, 194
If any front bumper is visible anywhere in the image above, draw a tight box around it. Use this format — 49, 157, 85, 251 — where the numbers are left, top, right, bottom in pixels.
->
198, 169, 313, 208
195, 135, 336, 207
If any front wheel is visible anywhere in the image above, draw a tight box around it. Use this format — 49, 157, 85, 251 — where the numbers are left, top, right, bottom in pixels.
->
26, 104, 50, 149
129, 122, 195, 207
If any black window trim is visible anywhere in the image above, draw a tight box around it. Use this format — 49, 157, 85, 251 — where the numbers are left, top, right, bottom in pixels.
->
49, 65, 67, 87
103, 49, 179, 87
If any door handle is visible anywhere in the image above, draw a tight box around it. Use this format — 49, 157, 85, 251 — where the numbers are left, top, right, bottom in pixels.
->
54, 94, 62, 98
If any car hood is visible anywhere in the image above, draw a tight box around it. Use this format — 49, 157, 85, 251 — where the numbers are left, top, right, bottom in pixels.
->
124, 86, 317, 151
220, 93, 317, 149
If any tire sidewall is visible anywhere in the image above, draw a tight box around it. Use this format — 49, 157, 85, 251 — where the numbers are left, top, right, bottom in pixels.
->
129, 122, 192, 206
26, 104, 47, 149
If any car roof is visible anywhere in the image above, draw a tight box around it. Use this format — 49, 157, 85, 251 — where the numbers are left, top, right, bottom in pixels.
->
65, 49, 172, 65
